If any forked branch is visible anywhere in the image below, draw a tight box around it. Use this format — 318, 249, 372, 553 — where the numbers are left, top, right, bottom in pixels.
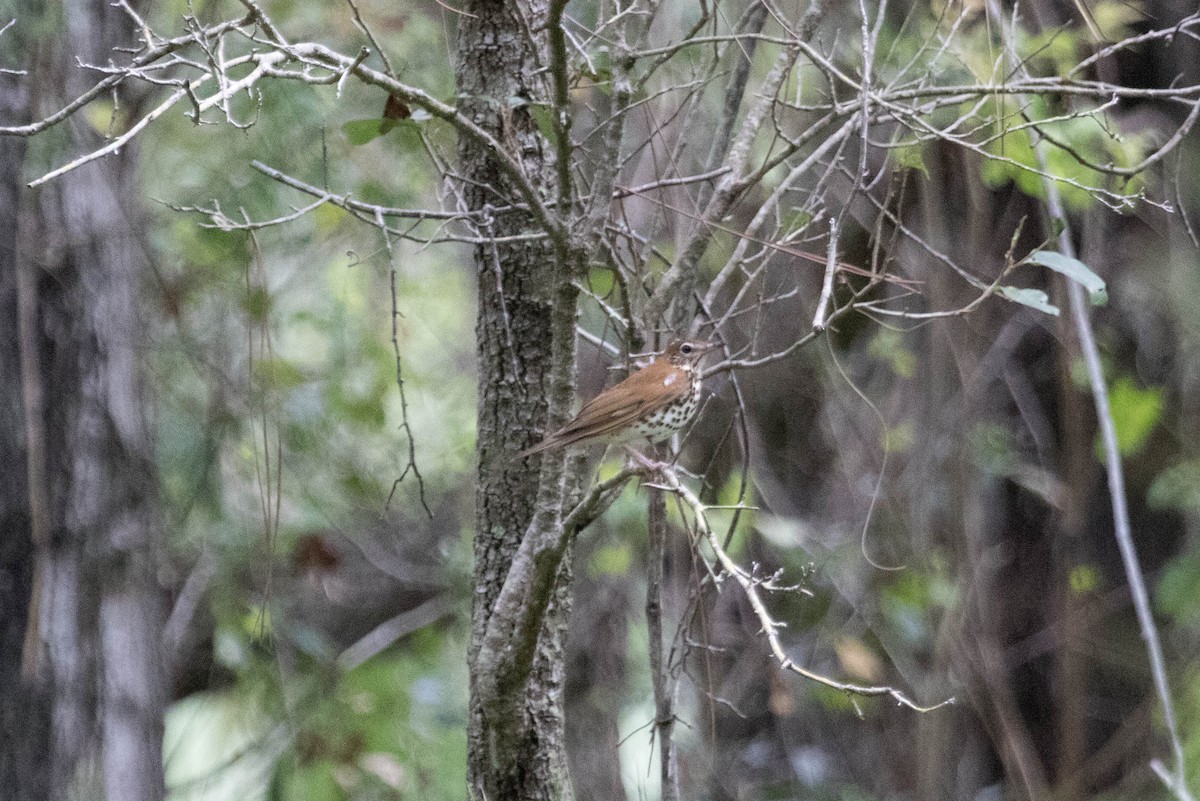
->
654, 468, 954, 714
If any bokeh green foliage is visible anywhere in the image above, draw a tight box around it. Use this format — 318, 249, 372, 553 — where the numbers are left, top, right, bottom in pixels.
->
165, 626, 468, 801
140, 1, 473, 798
863, 2, 1152, 212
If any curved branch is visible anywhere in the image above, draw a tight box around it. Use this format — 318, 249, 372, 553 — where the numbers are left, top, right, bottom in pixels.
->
656, 468, 953, 714
474, 465, 639, 715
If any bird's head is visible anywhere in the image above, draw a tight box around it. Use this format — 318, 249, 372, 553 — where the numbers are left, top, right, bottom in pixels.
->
661, 338, 718, 367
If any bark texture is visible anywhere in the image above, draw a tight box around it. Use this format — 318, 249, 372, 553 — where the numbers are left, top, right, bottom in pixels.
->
11, 2, 169, 798
456, 1, 579, 798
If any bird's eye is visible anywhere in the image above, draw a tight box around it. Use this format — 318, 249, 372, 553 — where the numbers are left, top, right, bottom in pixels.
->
680, 343, 694, 354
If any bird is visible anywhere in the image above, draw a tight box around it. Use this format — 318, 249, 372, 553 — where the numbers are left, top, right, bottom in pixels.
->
520, 338, 717, 457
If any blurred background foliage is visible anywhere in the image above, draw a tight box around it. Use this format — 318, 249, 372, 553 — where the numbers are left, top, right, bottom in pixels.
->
141, 2, 473, 797
113, 0, 1200, 798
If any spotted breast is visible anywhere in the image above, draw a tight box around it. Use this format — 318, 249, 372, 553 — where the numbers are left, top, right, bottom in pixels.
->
519, 338, 716, 457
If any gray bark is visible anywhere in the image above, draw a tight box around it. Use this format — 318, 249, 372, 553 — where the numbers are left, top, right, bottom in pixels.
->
10, 1, 169, 798
0, 47, 52, 801
456, 0, 581, 798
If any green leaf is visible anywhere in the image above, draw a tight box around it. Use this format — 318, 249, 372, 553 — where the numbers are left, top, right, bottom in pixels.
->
880, 572, 937, 646
243, 285, 271, 321
84, 99, 120, 135
810, 681, 862, 713
253, 357, 309, 390
1069, 564, 1100, 594
868, 329, 916, 378
780, 208, 814, 238
338, 393, 386, 428
342, 118, 393, 145
1148, 460, 1200, 514
528, 104, 557, 143
892, 142, 929, 176
1156, 550, 1200, 623
998, 286, 1060, 316
1024, 250, 1108, 305
977, 95, 1116, 212
886, 421, 914, 453
590, 544, 632, 576
1102, 376, 1163, 458
585, 266, 614, 297
342, 114, 429, 146
584, 46, 613, 83
968, 423, 1017, 475
1092, 0, 1146, 42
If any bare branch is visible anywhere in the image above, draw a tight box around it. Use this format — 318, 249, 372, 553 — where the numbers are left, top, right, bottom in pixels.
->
656, 468, 953, 714
812, 216, 839, 332
343, 0, 396, 76
0, 16, 252, 136
474, 465, 639, 713
377, 209, 433, 519
28, 51, 271, 187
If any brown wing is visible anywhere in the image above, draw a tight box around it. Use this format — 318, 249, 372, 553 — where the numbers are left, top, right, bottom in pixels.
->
520, 363, 680, 455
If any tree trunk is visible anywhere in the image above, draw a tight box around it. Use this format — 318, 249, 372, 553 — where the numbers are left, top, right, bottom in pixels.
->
15, 2, 169, 799
456, 1, 580, 798
0, 44, 53, 801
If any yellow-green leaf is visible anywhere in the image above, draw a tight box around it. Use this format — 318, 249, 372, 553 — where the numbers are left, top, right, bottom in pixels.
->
1101, 376, 1162, 458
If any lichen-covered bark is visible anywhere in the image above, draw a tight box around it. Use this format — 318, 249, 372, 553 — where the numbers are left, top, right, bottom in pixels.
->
456, 1, 578, 798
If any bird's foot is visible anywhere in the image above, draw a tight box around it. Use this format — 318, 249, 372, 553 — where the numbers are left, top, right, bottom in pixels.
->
624, 448, 703, 484
671, 463, 703, 481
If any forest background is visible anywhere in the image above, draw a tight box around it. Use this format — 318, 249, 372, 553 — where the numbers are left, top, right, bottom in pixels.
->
2, 0, 1200, 799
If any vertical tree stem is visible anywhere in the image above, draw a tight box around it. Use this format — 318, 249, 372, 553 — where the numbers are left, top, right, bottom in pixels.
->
646, 484, 680, 801
985, 2, 1192, 794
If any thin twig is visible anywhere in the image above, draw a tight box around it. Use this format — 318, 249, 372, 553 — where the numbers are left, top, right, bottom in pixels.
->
344, 0, 395, 76
646, 482, 680, 801
657, 468, 953, 713
812, 216, 839, 332
376, 208, 432, 518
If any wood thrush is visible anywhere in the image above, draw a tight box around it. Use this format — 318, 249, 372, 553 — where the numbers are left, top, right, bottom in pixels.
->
520, 338, 717, 457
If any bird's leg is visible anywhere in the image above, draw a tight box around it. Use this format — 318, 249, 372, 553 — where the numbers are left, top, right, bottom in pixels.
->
624, 444, 704, 482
